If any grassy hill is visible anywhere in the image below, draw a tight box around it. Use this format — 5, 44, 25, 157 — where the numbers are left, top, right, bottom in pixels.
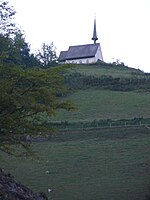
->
1, 62, 150, 200
51, 63, 150, 126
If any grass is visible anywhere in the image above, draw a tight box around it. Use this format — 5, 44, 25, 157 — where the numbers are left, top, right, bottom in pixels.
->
0, 127, 150, 200
69, 64, 145, 78
52, 89, 150, 122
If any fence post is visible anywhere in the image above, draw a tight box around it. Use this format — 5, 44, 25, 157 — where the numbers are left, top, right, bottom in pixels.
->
140, 121, 142, 126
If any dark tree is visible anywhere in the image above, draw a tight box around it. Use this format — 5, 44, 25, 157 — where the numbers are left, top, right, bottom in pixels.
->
12, 31, 40, 68
0, 30, 41, 68
0, 63, 73, 154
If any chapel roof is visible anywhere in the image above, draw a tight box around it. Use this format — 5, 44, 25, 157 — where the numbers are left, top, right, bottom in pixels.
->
59, 43, 100, 61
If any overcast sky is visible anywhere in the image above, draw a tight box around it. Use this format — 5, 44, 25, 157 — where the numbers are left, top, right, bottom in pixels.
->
12, 0, 150, 72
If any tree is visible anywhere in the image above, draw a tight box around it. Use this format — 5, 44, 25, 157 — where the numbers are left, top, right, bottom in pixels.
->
36, 42, 58, 68
0, 63, 74, 154
0, 31, 41, 68
0, 1, 40, 68
12, 31, 31, 66
11, 31, 40, 68
0, 0, 17, 35
0, 33, 13, 64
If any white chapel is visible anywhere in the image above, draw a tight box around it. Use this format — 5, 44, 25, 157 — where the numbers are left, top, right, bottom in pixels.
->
58, 18, 103, 64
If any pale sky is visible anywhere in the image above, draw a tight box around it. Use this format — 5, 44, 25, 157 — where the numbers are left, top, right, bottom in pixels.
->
11, 0, 150, 72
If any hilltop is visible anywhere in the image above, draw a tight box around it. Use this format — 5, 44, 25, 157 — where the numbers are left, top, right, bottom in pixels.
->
67, 62, 146, 78
64, 62, 150, 91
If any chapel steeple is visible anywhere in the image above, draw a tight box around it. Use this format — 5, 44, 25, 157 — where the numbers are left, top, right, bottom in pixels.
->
92, 17, 98, 44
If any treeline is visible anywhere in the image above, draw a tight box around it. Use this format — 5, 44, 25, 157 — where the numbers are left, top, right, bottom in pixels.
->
0, 33, 58, 68
0, 1, 58, 69
65, 72, 150, 92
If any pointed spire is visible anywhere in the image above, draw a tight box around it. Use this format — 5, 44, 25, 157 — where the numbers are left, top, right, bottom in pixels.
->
92, 17, 98, 44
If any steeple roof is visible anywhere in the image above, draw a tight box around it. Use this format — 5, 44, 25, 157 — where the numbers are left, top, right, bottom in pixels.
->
92, 18, 98, 44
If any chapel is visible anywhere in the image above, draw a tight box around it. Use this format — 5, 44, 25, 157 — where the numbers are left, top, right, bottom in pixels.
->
58, 18, 103, 64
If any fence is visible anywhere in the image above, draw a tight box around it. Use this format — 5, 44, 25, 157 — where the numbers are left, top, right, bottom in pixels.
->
51, 118, 150, 132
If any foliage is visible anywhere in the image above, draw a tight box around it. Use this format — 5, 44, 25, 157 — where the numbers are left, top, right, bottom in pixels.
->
0, 1, 41, 68
0, 31, 41, 68
0, 64, 74, 153
0, 0, 17, 35
0, 1, 58, 69
36, 42, 58, 68
0, 33, 12, 63
12, 31, 33, 67
0, 1, 74, 155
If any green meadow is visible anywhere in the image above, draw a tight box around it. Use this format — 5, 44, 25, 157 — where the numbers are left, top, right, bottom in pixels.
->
52, 89, 150, 122
1, 127, 150, 200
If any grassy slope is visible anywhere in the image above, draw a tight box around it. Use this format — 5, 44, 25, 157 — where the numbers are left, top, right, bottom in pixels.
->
1, 127, 150, 200
1, 64, 150, 200
52, 64, 150, 122
53, 89, 150, 122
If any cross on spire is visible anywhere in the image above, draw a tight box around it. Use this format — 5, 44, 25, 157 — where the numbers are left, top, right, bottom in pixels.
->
92, 17, 98, 44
